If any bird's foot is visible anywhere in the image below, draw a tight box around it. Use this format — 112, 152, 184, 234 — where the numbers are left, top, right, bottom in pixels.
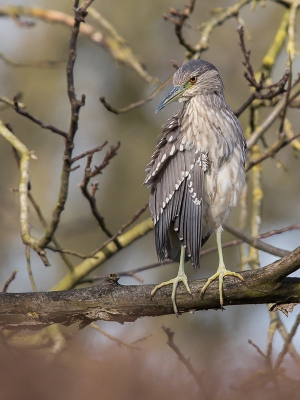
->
200, 264, 243, 309
151, 272, 192, 317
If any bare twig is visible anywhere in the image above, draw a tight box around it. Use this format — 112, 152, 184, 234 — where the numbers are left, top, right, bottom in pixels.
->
0, 51, 65, 68
278, 59, 292, 135
70, 142, 108, 164
13, 96, 67, 138
2, 269, 18, 293
26, 244, 37, 292
274, 314, 300, 371
266, 311, 277, 364
286, 0, 300, 62
162, 325, 211, 398
276, 316, 300, 367
79, 260, 169, 284
246, 130, 300, 170
247, 78, 300, 149
248, 339, 267, 358
223, 223, 290, 258
46, 244, 98, 260
0, 95, 25, 109
202, 223, 300, 258
100, 76, 172, 114
163, 0, 196, 55
28, 192, 75, 271
194, 0, 252, 57
235, 25, 290, 117
90, 322, 140, 350
93, 202, 148, 254
79, 142, 121, 242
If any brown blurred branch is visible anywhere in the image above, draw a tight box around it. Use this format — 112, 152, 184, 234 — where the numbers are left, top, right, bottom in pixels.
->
90, 322, 140, 350
0, 5, 157, 84
274, 313, 300, 371
162, 325, 210, 397
0, 246, 300, 330
0, 51, 65, 68
2, 269, 18, 293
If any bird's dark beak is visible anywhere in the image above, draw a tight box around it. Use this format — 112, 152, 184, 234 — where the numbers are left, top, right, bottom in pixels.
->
155, 85, 185, 113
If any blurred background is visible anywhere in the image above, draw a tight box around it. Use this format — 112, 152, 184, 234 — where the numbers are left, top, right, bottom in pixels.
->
0, 0, 300, 398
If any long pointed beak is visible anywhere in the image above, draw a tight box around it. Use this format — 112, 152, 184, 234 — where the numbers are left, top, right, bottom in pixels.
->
155, 85, 185, 113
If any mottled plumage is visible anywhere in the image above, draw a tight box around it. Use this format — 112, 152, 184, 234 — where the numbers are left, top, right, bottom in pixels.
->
145, 59, 246, 314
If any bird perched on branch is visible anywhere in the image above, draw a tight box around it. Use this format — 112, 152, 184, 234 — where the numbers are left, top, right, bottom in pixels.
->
144, 59, 246, 316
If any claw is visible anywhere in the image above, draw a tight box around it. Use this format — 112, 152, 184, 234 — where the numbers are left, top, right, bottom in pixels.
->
151, 272, 192, 317
151, 245, 191, 317
200, 264, 243, 308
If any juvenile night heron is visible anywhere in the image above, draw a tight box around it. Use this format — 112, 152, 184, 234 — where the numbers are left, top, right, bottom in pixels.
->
144, 59, 246, 315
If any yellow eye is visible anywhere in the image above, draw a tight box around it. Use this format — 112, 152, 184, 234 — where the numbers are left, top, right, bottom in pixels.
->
189, 76, 197, 84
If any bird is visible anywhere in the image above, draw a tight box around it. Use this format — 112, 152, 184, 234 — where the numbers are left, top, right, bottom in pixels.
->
144, 59, 246, 316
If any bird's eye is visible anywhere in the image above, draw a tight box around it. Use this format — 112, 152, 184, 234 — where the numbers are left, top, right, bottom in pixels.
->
189, 76, 197, 84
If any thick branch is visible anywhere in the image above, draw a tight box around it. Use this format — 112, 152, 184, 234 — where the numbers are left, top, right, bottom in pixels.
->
1, 247, 300, 330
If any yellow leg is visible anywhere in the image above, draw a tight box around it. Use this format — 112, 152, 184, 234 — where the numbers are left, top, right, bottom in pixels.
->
151, 245, 191, 317
200, 227, 243, 308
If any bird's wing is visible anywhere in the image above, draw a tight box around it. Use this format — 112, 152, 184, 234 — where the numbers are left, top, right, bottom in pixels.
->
144, 113, 180, 187
145, 114, 207, 269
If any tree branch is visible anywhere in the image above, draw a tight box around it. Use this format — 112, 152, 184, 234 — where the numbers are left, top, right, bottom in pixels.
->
13, 97, 67, 138
0, 5, 157, 84
1, 246, 299, 330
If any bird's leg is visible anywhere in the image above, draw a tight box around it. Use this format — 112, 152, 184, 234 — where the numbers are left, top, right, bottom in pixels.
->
200, 227, 244, 309
151, 245, 191, 317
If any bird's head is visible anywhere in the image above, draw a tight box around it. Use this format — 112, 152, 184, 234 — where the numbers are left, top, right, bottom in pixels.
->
156, 59, 224, 113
